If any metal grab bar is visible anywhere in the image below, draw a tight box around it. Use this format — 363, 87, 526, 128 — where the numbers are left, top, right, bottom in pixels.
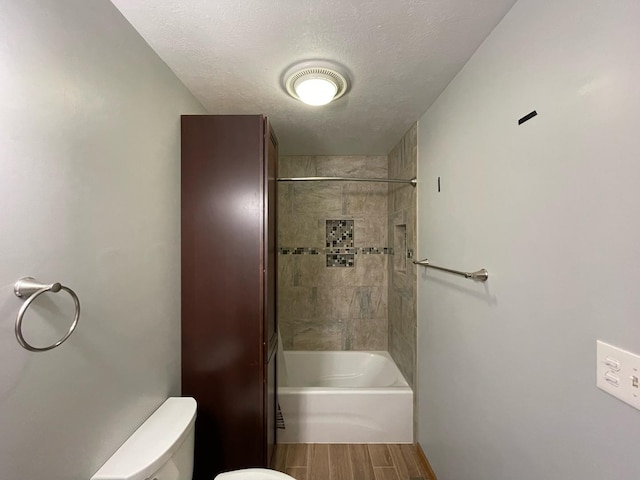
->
277, 176, 417, 187
413, 258, 488, 282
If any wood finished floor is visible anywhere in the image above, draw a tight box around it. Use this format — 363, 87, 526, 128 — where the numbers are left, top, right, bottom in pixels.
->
273, 444, 433, 480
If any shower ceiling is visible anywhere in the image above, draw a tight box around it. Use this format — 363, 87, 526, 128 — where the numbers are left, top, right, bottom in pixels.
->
110, 0, 517, 155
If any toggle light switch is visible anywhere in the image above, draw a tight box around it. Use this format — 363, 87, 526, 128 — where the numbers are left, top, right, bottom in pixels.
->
605, 356, 621, 371
604, 371, 620, 386
597, 341, 640, 411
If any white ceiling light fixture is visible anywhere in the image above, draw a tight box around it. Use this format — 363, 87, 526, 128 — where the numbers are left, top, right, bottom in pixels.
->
284, 61, 349, 106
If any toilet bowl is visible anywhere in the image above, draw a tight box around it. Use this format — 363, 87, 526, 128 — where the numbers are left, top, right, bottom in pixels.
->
215, 468, 295, 479
90, 397, 293, 480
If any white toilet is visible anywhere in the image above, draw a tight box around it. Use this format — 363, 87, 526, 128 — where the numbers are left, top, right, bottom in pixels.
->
91, 397, 293, 480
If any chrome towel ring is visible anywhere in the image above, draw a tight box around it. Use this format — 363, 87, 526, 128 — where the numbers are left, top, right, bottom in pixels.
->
14, 277, 81, 352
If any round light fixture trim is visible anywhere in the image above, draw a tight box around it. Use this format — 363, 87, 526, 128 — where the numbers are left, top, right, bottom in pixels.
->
284, 62, 349, 106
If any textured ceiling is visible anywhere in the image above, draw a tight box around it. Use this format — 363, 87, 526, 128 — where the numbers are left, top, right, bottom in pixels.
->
111, 0, 517, 155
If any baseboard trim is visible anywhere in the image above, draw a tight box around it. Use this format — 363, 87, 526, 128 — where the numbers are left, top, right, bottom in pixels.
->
416, 442, 438, 480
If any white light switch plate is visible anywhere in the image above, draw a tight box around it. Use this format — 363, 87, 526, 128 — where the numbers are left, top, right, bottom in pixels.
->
597, 340, 640, 411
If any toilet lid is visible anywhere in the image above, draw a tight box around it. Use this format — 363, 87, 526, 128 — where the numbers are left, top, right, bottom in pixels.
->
214, 468, 296, 480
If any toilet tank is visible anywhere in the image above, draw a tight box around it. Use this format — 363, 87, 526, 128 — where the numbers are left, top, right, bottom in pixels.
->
91, 397, 197, 480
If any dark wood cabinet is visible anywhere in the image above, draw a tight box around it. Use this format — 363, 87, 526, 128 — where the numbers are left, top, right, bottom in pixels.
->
181, 115, 278, 479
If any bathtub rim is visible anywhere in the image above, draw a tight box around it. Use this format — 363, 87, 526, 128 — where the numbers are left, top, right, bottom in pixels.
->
280, 350, 411, 389
278, 386, 412, 395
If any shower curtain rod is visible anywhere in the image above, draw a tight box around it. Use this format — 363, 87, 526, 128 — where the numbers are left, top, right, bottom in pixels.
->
277, 176, 417, 187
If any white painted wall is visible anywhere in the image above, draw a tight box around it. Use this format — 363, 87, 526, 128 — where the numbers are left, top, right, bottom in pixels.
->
0, 1, 204, 479
416, 1, 640, 478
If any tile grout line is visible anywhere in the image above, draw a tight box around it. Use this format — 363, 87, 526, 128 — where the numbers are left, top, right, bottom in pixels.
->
390, 450, 402, 480
386, 445, 402, 480
394, 465, 402, 480
347, 444, 355, 480
366, 445, 375, 478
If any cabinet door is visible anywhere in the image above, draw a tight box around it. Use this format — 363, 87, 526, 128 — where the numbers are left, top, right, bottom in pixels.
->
182, 115, 267, 478
264, 120, 278, 466
264, 121, 278, 352
266, 345, 277, 466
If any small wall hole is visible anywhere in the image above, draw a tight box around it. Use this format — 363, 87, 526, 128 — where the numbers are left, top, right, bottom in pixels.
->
518, 110, 538, 125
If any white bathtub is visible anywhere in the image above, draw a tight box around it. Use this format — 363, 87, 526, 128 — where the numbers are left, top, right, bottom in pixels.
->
277, 351, 413, 443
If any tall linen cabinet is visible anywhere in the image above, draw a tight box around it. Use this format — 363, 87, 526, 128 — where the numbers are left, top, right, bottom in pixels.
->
181, 115, 278, 479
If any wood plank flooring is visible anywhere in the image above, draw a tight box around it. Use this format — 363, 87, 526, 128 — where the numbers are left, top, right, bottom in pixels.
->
273, 444, 433, 480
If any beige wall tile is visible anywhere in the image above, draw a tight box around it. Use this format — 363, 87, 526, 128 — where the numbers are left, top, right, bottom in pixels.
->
353, 286, 388, 320
347, 317, 388, 351
354, 255, 388, 287
278, 254, 296, 287
299, 256, 357, 287
355, 217, 388, 247
279, 156, 317, 177
279, 215, 325, 246
388, 294, 401, 327
400, 294, 417, 339
389, 325, 415, 387
292, 183, 343, 216
315, 156, 387, 177
391, 185, 415, 216
278, 286, 317, 321
278, 183, 293, 216
391, 268, 414, 300
294, 254, 324, 286
344, 183, 388, 216
317, 286, 358, 321
292, 323, 344, 350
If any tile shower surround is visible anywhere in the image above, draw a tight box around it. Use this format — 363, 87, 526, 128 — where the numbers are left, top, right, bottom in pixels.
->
387, 125, 418, 389
278, 146, 417, 370
278, 156, 389, 351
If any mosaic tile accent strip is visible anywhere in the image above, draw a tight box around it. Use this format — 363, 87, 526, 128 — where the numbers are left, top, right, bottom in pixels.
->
326, 254, 355, 267
326, 220, 354, 248
278, 247, 321, 255
360, 247, 391, 254
326, 247, 356, 255
279, 247, 392, 255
